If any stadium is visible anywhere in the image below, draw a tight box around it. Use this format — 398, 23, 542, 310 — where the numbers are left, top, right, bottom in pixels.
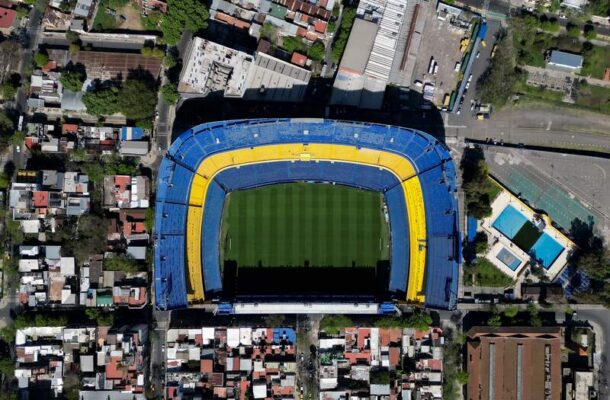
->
154, 119, 460, 312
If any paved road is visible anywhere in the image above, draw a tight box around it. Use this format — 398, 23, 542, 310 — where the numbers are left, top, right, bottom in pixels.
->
150, 310, 170, 398
16, 6, 43, 111
447, 106, 610, 152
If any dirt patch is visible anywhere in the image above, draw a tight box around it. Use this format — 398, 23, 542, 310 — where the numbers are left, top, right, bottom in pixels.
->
118, 2, 144, 31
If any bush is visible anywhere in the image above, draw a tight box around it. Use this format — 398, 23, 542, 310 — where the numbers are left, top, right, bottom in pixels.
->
584, 25, 597, 40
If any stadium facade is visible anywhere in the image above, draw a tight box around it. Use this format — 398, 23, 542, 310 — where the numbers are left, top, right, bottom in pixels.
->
154, 119, 460, 311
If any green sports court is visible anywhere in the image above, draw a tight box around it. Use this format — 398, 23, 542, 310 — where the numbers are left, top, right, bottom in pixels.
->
221, 183, 390, 268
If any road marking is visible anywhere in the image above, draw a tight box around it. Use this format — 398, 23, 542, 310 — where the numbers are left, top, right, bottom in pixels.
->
546, 121, 552, 131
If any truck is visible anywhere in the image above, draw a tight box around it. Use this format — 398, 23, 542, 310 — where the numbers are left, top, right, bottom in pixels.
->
428, 57, 435, 74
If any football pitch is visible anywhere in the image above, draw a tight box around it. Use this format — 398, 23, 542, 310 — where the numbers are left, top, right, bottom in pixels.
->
221, 183, 390, 268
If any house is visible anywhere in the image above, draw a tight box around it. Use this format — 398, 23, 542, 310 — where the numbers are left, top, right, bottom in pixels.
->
547, 50, 583, 72
0, 6, 16, 35
103, 176, 150, 209
74, 0, 94, 18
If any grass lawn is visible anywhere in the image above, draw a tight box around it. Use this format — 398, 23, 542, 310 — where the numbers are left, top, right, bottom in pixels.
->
582, 46, 610, 79
92, 0, 134, 31
464, 258, 513, 287
575, 83, 610, 114
487, 178, 502, 202
222, 183, 389, 268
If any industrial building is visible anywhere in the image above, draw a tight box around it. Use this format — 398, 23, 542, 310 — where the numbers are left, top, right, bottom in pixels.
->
466, 327, 562, 400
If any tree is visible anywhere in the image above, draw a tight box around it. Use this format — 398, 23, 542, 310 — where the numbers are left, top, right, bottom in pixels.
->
33, 51, 49, 67
86, 308, 115, 326
0, 358, 14, 376
473, 231, 489, 254
567, 23, 581, 38
145, 208, 155, 232
461, 148, 496, 219
404, 310, 433, 331
260, 22, 278, 42
66, 29, 80, 44
141, 46, 165, 58
456, 370, 469, 385
527, 303, 542, 327
118, 78, 158, 122
69, 214, 107, 264
307, 41, 326, 62
69, 43, 80, 56
1, 83, 16, 99
161, 83, 179, 104
60, 63, 87, 92
487, 313, 502, 327
475, 30, 519, 108
142, 10, 163, 30
161, 0, 209, 45
83, 86, 120, 116
503, 305, 519, 319
584, 25, 597, 40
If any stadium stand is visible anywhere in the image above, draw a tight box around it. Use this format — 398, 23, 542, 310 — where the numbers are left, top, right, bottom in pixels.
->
154, 119, 459, 310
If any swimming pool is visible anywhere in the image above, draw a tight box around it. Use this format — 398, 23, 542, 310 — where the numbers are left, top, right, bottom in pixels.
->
530, 233, 564, 269
496, 247, 522, 271
492, 205, 528, 239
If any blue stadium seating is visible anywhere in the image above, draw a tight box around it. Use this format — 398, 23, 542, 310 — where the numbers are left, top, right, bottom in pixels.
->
385, 186, 409, 293
201, 180, 225, 293
154, 235, 188, 309
155, 119, 460, 310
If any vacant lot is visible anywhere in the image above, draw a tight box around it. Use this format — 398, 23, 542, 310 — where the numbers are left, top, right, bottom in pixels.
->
93, 0, 144, 31
222, 183, 389, 268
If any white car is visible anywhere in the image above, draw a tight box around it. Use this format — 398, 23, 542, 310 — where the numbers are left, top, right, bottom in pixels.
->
467, 74, 473, 83
15, 145, 20, 153
476, 51, 480, 59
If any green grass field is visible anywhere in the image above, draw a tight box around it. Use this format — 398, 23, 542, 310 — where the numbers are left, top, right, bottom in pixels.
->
221, 183, 389, 268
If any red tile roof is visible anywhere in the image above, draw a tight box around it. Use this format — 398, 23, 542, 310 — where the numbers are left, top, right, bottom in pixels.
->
0, 7, 16, 29
291, 52, 308, 67
314, 20, 327, 33
357, 328, 370, 349
106, 357, 126, 380
344, 351, 371, 365
201, 359, 213, 373
33, 191, 49, 207
63, 124, 79, 133
389, 347, 400, 368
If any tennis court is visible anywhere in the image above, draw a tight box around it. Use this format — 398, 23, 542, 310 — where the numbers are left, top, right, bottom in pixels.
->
221, 183, 390, 268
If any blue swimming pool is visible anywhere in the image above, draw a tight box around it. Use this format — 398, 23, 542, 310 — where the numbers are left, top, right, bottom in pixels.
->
530, 233, 564, 269
492, 205, 528, 239
496, 247, 522, 271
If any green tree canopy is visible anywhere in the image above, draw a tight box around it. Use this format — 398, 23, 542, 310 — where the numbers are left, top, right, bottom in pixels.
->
34, 51, 49, 67
83, 86, 120, 116
307, 41, 326, 62
161, 82, 179, 104
118, 79, 158, 121
161, 0, 209, 45
60, 63, 87, 92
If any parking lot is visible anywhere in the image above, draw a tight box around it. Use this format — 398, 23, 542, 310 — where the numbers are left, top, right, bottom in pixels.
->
409, 2, 478, 107
449, 19, 501, 121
